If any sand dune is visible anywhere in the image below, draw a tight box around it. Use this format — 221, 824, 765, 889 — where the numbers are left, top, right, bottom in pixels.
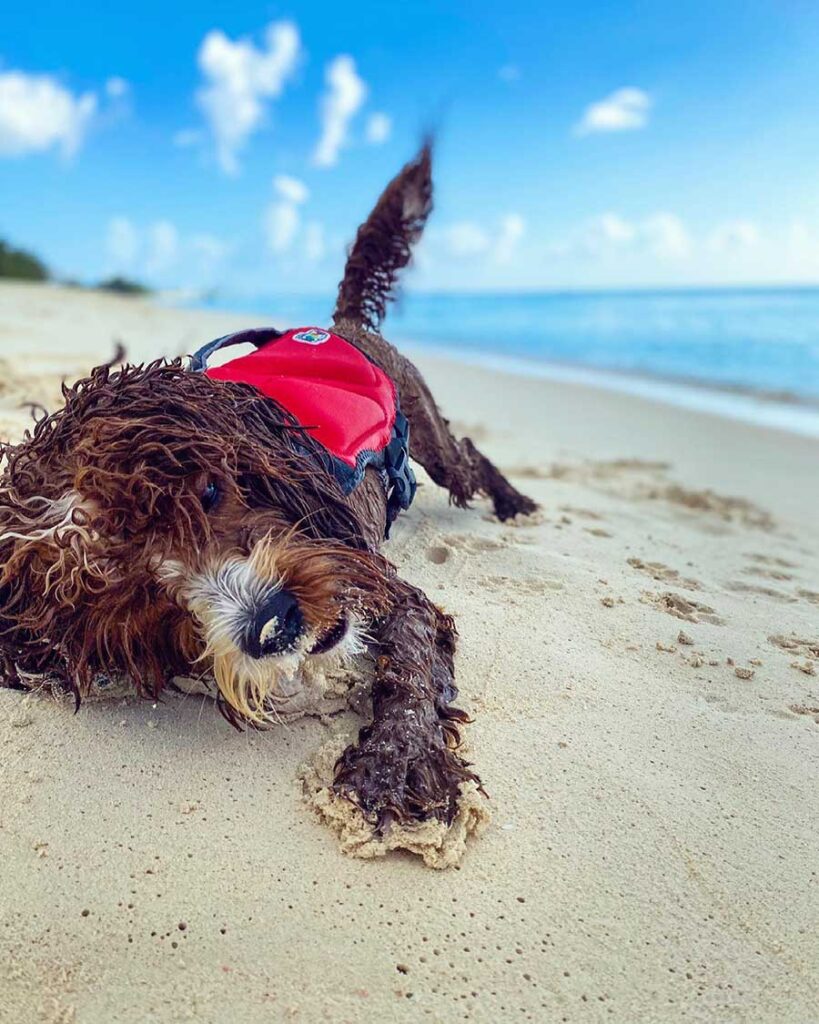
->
1, 283, 818, 1022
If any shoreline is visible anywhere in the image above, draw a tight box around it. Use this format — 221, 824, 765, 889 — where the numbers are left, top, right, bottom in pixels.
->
399, 340, 819, 440
3, 281, 818, 438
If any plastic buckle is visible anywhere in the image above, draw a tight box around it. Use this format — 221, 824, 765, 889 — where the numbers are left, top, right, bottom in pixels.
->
383, 414, 416, 538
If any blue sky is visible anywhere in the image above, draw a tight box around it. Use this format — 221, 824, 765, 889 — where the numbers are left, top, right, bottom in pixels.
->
3, 0, 819, 296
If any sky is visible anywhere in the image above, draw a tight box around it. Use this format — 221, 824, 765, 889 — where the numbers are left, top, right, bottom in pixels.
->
3, 0, 819, 298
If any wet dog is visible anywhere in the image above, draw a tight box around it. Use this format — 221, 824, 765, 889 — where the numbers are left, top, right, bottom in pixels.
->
0, 145, 536, 830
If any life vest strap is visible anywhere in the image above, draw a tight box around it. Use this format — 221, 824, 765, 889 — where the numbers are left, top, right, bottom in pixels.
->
189, 328, 285, 372
384, 410, 416, 536
189, 326, 417, 539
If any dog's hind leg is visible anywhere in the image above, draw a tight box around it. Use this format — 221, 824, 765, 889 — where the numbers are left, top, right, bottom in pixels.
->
333, 142, 536, 520
334, 318, 537, 519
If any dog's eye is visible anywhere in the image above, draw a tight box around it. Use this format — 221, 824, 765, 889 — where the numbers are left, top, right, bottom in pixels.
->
200, 479, 220, 512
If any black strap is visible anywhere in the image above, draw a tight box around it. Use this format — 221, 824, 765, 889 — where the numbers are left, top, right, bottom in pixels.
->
191, 325, 416, 537
189, 327, 284, 372
384, 410, 417, 537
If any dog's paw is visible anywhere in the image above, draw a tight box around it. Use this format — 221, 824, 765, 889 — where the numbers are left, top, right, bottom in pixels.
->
301, 736, 489, 869
331, 720, 479, 831
492, 490, 539, 522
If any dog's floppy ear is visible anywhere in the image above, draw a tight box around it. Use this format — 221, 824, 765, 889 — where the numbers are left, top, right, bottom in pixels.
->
334, 139, 433, 331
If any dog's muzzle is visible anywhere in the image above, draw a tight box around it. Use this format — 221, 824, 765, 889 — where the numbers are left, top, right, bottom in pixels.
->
241, 588, 304, 659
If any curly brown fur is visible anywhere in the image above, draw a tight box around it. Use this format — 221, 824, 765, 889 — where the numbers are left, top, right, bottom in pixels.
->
334, 317, 538, 521
334, 140, 433, 331
334, 580, 479, 829
0, 359, 476, 823
0, 142, 534, 834
0, 361, 371, 700
333, 141, 536, 521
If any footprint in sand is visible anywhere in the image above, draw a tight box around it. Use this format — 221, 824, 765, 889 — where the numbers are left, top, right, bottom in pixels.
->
725, 581, 797, 604
426, 545, 450, 565
524, 458, 775, 531
768, 635, 819, 660
559, 505, 603, 520
741, 565, 795, 582
745, 552, 797, 569
649, 485, 775, 530
425, 532, 515, 565
442, 534, 509, 554
640, 590, 724, 625
789, 705, 819, 723
479, 574, 563, 596
702, 694, 745, 715
508, 465, 552, 480
627, 557, 701, 591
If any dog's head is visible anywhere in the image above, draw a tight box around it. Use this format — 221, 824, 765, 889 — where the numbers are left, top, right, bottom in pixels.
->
0, 142, 433, 723
0, 360, 389, 722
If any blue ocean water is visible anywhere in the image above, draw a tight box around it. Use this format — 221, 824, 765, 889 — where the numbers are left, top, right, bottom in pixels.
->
388, 288, 819, 404
202, 287, 819, 404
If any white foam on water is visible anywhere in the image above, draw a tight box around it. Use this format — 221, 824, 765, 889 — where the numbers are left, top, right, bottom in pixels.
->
406, 342, 819, 440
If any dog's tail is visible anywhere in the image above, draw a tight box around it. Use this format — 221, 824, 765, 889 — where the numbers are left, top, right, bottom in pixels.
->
334, 140, 433, 331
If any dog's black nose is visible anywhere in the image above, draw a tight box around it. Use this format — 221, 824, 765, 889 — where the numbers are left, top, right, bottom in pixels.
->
243, 589, 304, 658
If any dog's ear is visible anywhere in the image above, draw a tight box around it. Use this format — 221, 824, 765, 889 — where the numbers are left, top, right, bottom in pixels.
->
334, 140, 433, 331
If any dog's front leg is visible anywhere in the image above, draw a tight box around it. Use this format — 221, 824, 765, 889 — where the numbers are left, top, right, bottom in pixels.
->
333, 579, 480, 830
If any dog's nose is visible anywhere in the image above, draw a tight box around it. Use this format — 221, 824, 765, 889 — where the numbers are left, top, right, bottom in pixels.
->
244, 589, 304, 658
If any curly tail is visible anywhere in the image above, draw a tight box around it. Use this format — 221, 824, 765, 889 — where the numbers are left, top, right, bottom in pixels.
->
334, 140, 433, 331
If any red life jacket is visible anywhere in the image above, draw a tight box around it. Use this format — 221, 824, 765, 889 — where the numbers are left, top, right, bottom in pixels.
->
205, 327, 395, 468
191, 326, 415, 524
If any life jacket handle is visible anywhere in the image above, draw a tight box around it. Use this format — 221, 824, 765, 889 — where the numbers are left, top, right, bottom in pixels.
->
189, 327, 285, 373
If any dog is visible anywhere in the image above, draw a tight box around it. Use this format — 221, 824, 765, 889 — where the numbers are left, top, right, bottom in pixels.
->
0, 144, 536, 831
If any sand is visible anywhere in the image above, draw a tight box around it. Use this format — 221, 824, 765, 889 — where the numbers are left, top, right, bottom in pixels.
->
1, 281, 818, 1022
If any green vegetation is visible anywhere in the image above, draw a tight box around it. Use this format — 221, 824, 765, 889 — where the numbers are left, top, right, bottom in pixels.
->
96, 275, 151, 296
0, 239, 49, 281
0, 237, 151, 295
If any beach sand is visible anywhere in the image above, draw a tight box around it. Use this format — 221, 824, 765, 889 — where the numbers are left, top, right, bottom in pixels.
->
1, 282, 818, 1022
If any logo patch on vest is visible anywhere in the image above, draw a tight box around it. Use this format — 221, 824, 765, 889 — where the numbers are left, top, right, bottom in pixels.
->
293, 328, 330, 345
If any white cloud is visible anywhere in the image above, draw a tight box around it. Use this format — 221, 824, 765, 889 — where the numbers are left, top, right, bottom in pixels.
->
264, 203, 328, 261
191, 233, 230, 264
788, 220, 818, 258
495, 214, 526, 264
105, 217, 229, 282
303, 222, 326, 263
365, 112, 392, 145
264, 202, 300, 254
642, 213, 691, 259
563, 211, 690, 260
0, 71, 97, 158
442, 222, 492, 257
708, 220, 760, 253
313, 55, 368, 167
105, 77, 129, 99
196, 20, 301, 175
106, 216, 139, 268
273, 174, 309, 204
265, 175, 311, 254
498, 64, 521, 83
595, 212, 636, 245
564, 212, 635, 257
575, 87, 651, 135
145, 221, 180, 274
436, 216, 525, 263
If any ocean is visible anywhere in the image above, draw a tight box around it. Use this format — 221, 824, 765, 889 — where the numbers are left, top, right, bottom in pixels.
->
207, 287, 819, 402
391, 288, 819, 402
199, 286, 819, 436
